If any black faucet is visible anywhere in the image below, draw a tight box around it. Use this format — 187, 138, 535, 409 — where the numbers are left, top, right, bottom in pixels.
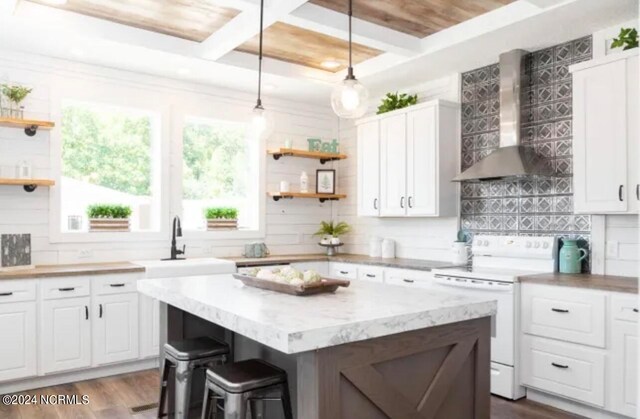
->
164, 216, 185, 260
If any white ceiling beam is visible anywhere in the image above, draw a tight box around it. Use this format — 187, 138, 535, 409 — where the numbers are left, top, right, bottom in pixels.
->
282, 3, 422, 57
197, 0, 311, 61
0, 0, 18, 16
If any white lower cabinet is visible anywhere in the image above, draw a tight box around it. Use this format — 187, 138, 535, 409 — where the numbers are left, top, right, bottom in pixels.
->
357, 266, 384, 283
610, 296, 638, 417
41, 297, 92, 374
384, 268, 433, 288
329, 262, 358, 280
93, 293, 139, 366
0, 301, 37, 381
139, 294, 160, 359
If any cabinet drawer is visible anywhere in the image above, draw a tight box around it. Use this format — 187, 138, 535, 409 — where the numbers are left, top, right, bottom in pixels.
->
612, 294, 639, 323
522, 284, 606, 347
384, 268, 433, 288
357, 266, 384, 283
521, 335, 605, 407
92, 274, 140, 296
41, 277, 90, 300
0, 280, 36, 303
330, 263, 358, 280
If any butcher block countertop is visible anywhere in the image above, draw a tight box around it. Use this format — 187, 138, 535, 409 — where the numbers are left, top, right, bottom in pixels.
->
0, 262, 145, 280
224, 253, 461, 272
519, 272, 638, 294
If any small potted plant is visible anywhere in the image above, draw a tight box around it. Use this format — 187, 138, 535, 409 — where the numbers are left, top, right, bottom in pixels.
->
313, 221, 351, 255
87, 204, 132, 232
0, 84, 32, 119
376, 91, 418, 115
205, 207, 238, 231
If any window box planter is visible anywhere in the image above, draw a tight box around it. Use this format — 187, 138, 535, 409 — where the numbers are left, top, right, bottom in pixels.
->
207, 219, 238, 231
89, 218, 130, 232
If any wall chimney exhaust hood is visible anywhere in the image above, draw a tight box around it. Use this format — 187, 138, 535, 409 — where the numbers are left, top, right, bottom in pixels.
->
453, 49, 554, 182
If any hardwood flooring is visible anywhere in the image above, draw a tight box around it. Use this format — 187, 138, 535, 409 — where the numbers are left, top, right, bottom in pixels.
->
0, 369, 585, 418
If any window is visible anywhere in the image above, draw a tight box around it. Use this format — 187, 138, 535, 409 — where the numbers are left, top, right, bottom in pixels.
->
59, 100, 161, 233
181, 116, 259, 232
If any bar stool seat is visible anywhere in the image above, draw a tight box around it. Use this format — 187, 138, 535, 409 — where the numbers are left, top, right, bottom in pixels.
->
165, 336, 230, 361
206, 359, 286, 393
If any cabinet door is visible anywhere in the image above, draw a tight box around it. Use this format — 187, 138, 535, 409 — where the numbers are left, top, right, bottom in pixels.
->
407, 106, 438, 216
626, 55, 639, 213
380, 114, 407, 216
94, 293, 139, 365
139, 294, 160, 359
41, 297, 91, 374
611, 319, 637, 416
573, 59, 628, 213
357, 120, 380, 216
0, 302, 36, 382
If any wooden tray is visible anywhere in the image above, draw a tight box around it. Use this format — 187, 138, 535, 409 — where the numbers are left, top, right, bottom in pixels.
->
232, 273, 350, 296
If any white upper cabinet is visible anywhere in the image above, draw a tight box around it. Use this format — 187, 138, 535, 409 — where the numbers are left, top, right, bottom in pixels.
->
357, 120, 381, 216
356, 100, 459, 218
571, 50, 639, 214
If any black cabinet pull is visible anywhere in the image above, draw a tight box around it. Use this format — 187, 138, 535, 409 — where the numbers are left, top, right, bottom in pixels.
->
619, 185, 624, 201
373, 198, 378, 210
339, 271, 349, 275
85, 306, 89, 320
408, 196, 413, 208
551, 308, 569, 313
400, 196, 405, 208
636, 184, 639, 201
99, 304, 103, 318
366, 274, 376, 278
551, 362, 569, 369
633, 308, 639, 313
0, 292, 13, 297
110, 283, 125, 287
403, 279, 415, 283
58, 287, 75, 292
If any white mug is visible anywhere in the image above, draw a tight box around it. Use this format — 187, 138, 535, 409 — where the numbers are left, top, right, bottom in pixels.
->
280, 180, 290, 193
451, 242, 468, 264
284, 139, 293, 149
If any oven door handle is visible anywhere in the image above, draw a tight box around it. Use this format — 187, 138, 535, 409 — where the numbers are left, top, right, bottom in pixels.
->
433, 277, 513, 292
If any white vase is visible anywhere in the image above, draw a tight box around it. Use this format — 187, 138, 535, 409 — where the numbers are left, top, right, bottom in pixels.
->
280, 180, 290, 193
330, 237, 341, 245
300, 171, 309, 193
369, 237, 382, 258
381, 239, 395, 259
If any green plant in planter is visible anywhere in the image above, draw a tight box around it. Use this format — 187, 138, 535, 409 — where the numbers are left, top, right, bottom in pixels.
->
313, 221, 351, 238
204, 207, 238, 220
376, 92, 418, 115
611, 27, 638, 51
1, 84, 32, 105
87, 204, 132, 219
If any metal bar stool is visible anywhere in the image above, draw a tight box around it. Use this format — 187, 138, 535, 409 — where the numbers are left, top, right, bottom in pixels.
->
201, 359, 293, 419
158, 336, 230, 419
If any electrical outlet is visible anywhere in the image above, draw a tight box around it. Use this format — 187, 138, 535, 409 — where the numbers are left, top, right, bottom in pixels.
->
78, 249, 93, 259
606, 241, 619, 259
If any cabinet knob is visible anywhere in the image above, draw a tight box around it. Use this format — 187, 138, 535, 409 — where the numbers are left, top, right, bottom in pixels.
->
85, 306, 89, 320
551, 362, 569, 369
400, 197, 405, 209
99, 303, 103, 318
373, 198, 378, 210
0, 292, 13, 297
551, 308, 569, 313
408, 196, 413, 208
636, 184, 639, 201
619, 185, 624, 202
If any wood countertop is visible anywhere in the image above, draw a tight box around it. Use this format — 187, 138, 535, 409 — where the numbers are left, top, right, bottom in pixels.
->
224, 253, 462, 272
0, 262, 145, 280
519, 272, 638, 294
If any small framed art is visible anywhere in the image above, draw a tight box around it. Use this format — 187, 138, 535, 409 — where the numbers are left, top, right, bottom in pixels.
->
316, 169, 336, 194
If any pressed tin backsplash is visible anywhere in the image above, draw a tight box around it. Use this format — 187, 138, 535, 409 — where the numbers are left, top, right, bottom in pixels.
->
459, 36, 593, 268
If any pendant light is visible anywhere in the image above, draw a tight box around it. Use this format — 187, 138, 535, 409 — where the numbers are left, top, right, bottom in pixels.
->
251, 0, 269, 135
331, 0, 369, 119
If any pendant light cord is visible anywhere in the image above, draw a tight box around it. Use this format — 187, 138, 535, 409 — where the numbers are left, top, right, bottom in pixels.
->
256, 0, 264, 107
347, 0, 354, 79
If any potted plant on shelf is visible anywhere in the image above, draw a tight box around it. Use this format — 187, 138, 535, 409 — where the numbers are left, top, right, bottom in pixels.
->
376, 91, 418, 115
0, 84, 32, 119
87, 204, 132, 232
205, 207, 238, 231
313, 221, 351, 255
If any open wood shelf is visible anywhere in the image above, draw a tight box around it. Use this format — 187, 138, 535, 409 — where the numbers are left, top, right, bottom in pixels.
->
0, 178, 55, 192
267, 148, 347, 164
0, 117, 55, 137
268, 192, 346, 203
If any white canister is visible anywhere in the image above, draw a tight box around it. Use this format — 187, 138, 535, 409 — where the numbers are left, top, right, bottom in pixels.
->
381, 238, 395, 259
369, 237, 382, 258
16, 160, 32, 179
451, 241, 469, 265
300, 171, 309, 193
279, 180, 290, 193
330, 236, 341, 245
284, 139, 293, 149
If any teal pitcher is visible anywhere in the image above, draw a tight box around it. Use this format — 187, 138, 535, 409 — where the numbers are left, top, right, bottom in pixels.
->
559, 239, 587, 274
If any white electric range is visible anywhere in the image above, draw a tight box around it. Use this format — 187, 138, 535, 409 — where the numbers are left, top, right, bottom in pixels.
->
432, 235, 557, 400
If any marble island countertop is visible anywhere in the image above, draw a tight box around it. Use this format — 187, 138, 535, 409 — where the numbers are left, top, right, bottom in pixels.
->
137, 274, 496, 354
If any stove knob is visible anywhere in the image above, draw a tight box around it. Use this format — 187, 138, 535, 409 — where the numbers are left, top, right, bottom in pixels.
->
542, 242, 549, 249
534, 242, 540, 249
525, 241, 532, 248
483, 240, 489, 246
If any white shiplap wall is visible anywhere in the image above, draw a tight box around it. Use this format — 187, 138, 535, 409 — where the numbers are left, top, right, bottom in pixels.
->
0, 51, 338, 264
604, 215, 639, 277
335, 75, 461, 260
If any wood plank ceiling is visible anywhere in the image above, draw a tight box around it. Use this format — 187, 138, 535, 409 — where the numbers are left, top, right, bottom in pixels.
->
26, 0, 241, 42
309, 0, 515, 38
236, 22, 382, 73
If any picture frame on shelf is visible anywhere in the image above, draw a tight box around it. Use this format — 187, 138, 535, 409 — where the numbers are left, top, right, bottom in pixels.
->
316, 169, 336, 194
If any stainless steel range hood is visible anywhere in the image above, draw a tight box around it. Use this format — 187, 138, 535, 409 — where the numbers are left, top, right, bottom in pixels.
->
453, 49, 554, 182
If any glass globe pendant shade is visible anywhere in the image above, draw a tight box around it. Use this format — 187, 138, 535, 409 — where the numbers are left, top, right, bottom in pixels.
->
331, 76, 369, 119
249, 102, 274, 139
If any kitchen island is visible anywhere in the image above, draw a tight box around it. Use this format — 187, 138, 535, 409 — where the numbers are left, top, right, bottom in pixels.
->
138, 274, 496, 419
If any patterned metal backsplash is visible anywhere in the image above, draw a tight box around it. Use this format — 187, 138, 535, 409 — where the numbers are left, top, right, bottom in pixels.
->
460, 36, 593, 268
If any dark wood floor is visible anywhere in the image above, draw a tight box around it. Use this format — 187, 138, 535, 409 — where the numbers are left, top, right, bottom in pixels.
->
0, 369, 585, 418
